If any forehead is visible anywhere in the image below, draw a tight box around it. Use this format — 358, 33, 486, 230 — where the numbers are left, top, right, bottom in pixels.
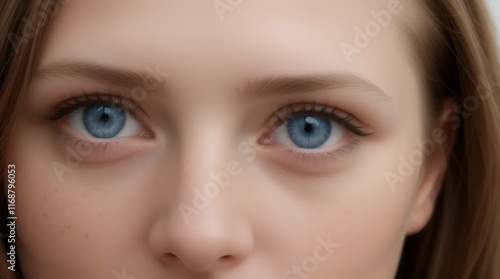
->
40, 1, 418, 57
39, 0, 424, 99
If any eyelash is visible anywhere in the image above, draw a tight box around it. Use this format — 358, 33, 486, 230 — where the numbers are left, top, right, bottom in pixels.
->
42, 92, 151, 158
44, 93, 372, 166
43, 92, 143, 122
260, 102, 373, 140
258, 102, 373, 164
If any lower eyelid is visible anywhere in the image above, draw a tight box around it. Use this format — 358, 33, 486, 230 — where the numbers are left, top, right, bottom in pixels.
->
52, 116, 156, 162
261, 131, 354, 154
54, 135, 156, 165
258, 139, 362, 172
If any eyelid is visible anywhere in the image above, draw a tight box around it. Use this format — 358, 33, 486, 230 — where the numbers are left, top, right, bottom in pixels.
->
43, 91, 149, 121
256, 103, 372, 173
259, 102, 374, 144
43, 91, 154, 141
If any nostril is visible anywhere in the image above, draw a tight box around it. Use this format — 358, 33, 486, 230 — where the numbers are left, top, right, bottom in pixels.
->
217, 255, 241, 268
161, 253, 238, 271
220, 255, 236, 261
164, 253, 180, 261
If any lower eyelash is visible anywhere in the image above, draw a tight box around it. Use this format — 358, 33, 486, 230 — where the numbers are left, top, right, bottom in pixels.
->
51, 121, 155, 166
272, 140, 362, 166
58, 136, 129, 158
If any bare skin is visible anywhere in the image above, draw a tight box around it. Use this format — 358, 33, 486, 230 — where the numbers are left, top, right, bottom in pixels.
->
12, 0, 454, 278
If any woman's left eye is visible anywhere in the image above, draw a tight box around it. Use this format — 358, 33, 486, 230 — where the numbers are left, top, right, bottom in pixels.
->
67, 104, 141, 139
261, 104, 373, 152
274, 114, 345, 149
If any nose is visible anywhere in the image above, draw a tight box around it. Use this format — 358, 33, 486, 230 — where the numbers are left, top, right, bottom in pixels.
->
148, 174, 254, 273
148, 114, 255, 273
151, 200, 254, 272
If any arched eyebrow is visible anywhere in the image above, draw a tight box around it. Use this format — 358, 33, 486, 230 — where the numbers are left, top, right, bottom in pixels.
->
240, 72, 392, 101
35, 60, 391, 102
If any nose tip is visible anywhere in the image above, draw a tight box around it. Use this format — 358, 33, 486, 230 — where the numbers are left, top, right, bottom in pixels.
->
150, 202, 254, 273
163, 222, 253, 272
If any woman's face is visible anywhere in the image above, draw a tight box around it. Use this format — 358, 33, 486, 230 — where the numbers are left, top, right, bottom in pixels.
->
12, 0, 449, 278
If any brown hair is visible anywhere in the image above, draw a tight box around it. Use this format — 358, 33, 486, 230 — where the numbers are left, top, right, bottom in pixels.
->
0, 1, 63, 278
396, 1, 500, 278
1, 0, 499, 278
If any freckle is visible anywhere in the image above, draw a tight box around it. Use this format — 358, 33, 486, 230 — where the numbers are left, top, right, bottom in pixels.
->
85, 233, 90, 239
61, 229, 66, 235
43, 195, 47, 199
54, 188, 59, 192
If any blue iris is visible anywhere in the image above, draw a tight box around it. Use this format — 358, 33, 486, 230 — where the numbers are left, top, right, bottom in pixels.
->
287, 115, 331, 148
83, 105, 126, 138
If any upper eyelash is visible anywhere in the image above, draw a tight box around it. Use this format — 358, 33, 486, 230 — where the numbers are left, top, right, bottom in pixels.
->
44, 96, 373, 142
43, 92, 142, 121
265, 102, 375, 138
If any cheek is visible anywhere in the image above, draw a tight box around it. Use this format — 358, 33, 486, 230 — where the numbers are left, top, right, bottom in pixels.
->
256, 136, 423, 278
12, 125, 159, 277
327, 172, 418, 277
291, 176, 417, 278
326, 138, 424, 276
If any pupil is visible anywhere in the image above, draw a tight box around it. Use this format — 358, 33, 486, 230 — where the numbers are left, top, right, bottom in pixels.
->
304, 123, 313, 133
101, 113, 109, 122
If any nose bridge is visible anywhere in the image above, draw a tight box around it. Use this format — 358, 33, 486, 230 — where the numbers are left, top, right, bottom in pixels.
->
173, 95, 247, 205
176, 114, 235, 200
169, 77, 241, 187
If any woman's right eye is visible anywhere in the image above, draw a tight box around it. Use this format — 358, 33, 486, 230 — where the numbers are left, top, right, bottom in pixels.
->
67, 104, 142, 139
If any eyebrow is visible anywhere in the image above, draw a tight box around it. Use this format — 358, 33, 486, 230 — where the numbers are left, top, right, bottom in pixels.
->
35, 60, 391, 101
241, 72, 391, 100
35, 60, 163, 92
